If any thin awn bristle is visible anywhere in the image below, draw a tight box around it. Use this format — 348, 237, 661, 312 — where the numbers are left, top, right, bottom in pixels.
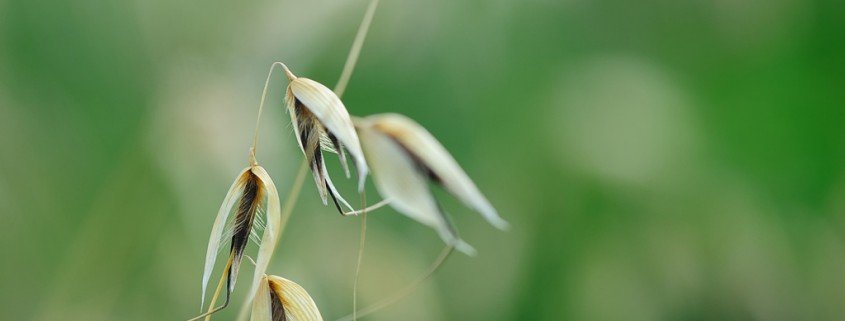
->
295, 96, 357, 215
319, 149, 344, 214
254, 206, 266, 224
253, 220, 267, 234
253, 207, 267, 231
249, 230, 262, 247
220, 204, 265, 254
218, 229, 234, 254
321, 157, 355, 213
319, 133, 338, 154
294, 99, 321, 161
327, 132, 351, 178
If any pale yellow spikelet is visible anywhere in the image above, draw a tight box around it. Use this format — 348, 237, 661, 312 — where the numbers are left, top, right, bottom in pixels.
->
287, 72, 367, 185
199, 164, 281, 312
282, 65, 368, 212
251, 275, 324, 321
269, 275, 324, 321
201, 167, 252, 308
366, 113, 508, 230
242, 165, 282, 315
250, 276, 273, 321
354, 114, 509, 255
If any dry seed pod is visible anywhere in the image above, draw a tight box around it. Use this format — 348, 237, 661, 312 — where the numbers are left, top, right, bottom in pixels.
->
251, 275, 324, 321
281, 65, 367, 213
201, 165, 282, 312
353, 113, 509, 255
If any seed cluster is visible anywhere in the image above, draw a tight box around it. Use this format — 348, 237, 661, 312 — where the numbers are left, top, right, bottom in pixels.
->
189, 1, 506, 320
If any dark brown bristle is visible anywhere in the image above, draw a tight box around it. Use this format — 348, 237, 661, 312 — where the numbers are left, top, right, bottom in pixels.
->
316, 145, 345, 214
295, 100, 320, 164
327, 132, 341, 153
297, 99, 346, 215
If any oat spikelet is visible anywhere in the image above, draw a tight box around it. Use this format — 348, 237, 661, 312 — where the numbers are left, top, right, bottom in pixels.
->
229, 170, 265, 294
201, 167, 250, 309
251, 276, 274, 321
282, 65, 368, 213
354, 114, 509, 255
243, 166, 283, 317
251, 275, 324, 321
199, 164, 281, 315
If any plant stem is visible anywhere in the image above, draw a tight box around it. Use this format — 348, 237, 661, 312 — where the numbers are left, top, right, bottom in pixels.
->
277, 160, 310, 241
337, 1, 380, 318
335, 245, 454, 321
203, 280, 224, 321
202, 259, 230, 321
250, 62, 290, 165
334, 0, 380, 98
352, 192, 368, 321
187, 256, 233, 321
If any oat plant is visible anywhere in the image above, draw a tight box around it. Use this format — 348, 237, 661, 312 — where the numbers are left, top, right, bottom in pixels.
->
189, 0, 506, 320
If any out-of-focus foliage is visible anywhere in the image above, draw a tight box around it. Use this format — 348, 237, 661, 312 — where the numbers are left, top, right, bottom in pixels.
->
0, 0, 843, 320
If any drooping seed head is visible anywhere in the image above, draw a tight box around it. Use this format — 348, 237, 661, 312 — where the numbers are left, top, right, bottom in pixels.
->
251, 275, 324, 321
281, 66, 369, 211
201, 164, 282, 311
354, 113, 509, 255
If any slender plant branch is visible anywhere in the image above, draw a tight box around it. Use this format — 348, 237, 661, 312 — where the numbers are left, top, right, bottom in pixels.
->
202, 273, 226, 321
277, 160, 310, 242
336, 245, 455, 321
187, 256, 234, 321
250, 62, 291, 166
343, 199, 390, 216
334, 2, 381, 319
334, 0, 381, 98
352, 192, 369, 321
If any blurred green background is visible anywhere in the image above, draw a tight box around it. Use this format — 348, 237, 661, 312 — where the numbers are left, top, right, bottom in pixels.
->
1, 0, 844, 320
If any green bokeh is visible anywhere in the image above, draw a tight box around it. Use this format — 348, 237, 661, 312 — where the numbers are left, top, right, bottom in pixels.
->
1, 0, 843, 320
